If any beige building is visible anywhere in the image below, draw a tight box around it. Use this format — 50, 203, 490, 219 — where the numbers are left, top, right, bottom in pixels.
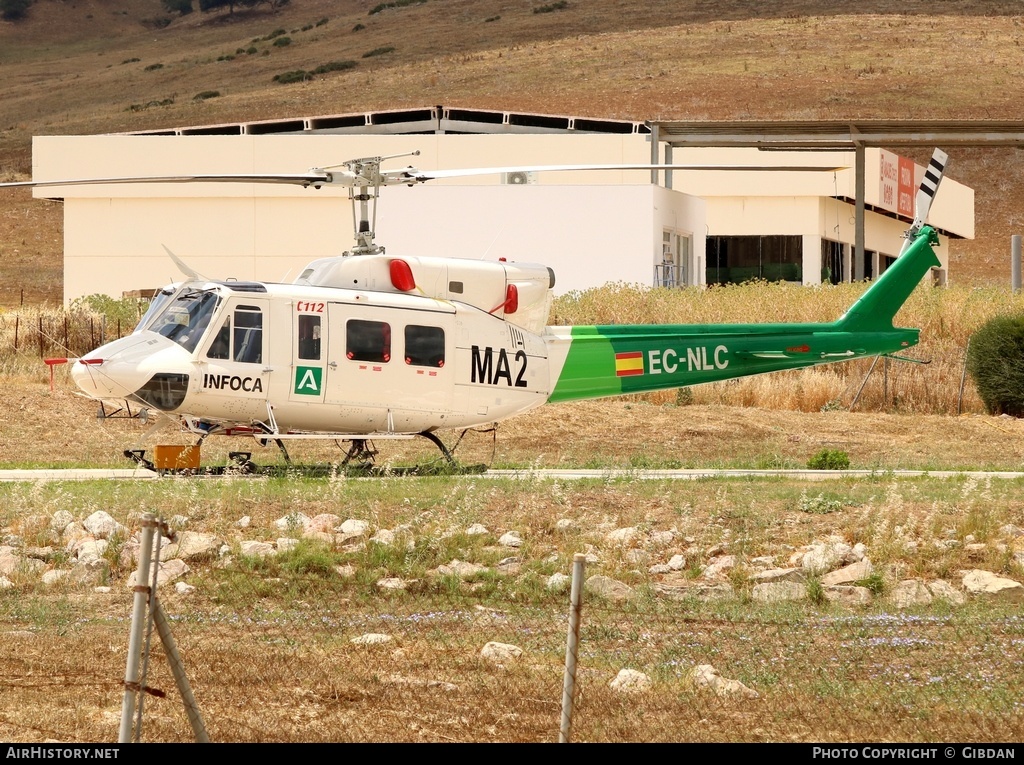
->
28, 107, 973, 303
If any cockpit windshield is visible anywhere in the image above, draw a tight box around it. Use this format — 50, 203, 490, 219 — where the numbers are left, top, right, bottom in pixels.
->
134, 283, 183, 334
147, 288, 221, 353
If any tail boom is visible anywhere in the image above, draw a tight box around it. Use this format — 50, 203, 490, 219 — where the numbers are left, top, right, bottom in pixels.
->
545, 226, 938, 404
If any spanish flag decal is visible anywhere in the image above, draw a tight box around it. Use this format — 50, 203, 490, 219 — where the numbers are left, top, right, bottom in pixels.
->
614, 351, 644, 377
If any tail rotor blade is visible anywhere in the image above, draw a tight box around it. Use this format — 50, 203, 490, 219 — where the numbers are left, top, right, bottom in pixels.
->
900, 148, 948, 254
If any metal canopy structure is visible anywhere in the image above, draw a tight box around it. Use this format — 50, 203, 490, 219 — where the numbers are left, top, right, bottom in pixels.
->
648, 119, 1024, 149
648, 120, 1022, 278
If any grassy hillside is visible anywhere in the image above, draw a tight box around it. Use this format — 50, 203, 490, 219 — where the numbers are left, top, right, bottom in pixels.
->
3, 0, 1024, 305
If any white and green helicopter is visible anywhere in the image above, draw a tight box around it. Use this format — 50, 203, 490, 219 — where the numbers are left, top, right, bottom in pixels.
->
2, 149, 948, 471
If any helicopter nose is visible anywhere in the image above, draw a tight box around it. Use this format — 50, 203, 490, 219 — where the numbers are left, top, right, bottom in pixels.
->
70, 334, 191, 407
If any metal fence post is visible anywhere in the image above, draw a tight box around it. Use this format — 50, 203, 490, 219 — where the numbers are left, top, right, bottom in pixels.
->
1012, 235, 1022, 293
559, 553, 586, 743
152, 598, 210, 742
119, 513, 158, 743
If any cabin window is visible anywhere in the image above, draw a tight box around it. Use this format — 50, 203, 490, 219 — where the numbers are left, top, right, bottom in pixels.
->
298, 315, 321, 360
233, 306, 263, 364
404, 325, 445, 368
346, 319, 391, 363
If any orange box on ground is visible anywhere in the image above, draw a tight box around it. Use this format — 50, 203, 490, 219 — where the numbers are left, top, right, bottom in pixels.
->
153, 444, 201, 470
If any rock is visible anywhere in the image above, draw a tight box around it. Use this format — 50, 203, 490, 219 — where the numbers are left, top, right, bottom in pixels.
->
82, 511, 124, 540
610, 669, 651, 693
435, 559, 487, 578
547, 573, 571, 593
239, 540, 275, 558
821, 558, 873, 587
481, 642, 522, 662
687, 664, 759, 699
585, 575, 635, 603
338, 519, 370, 537
823, 585, 873, 606
701, 554, 736, 580
962, 570, 1024, 601
751, 581, 807, 603
163, 531, 221, 562
891, 579, 934, 608
605, 527, 639, 545
751, 567, 806, 584
498, 532, 523, 548
274, 513, 310, 532
351, 633, 393, 645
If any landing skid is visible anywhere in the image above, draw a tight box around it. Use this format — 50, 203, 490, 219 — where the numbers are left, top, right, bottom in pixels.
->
122, 430, 486, 477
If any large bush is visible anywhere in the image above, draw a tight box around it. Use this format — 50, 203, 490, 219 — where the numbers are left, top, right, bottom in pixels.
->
966, 314, 1024, 416
0, 0, 32, 20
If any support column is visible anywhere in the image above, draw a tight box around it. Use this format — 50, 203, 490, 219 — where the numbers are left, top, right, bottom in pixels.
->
854, 144, 866, 281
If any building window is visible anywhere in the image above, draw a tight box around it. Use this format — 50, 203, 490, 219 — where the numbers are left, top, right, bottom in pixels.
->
706, 235, 803, 285
657, 231, 692, 287
347, 319, 390, 363
405, 325, 445, 367
821, 240, 843, 284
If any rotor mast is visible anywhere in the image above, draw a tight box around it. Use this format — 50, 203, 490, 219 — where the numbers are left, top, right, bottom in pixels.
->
314, 151, 422, 256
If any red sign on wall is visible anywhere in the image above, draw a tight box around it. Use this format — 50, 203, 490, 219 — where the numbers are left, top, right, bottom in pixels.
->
879, 149, 921, 219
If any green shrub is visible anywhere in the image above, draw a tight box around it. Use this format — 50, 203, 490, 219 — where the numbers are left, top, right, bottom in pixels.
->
144, 63, 164, 71
533, 1, 568, 13
161, 0, 193, 15
69, 294, 149, 327
272, 36, 291, 47
362, 46, 395, 58
966, 314, 1024, 416
806, 449, 850, 470
193, 91, 220, 101
0, 0, 32, 21
369, 0, 425, 15
311, 61, 357, 74
273, 70, 309, 84
797, 491, 843, 514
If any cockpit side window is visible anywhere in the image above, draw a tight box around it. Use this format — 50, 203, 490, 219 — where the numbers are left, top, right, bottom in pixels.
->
206, 318, 230, 360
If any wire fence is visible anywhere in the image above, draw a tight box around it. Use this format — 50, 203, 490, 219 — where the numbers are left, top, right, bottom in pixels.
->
2, 556, 1022, 742
0, 310, 135, 360
0, 515, 1002, 744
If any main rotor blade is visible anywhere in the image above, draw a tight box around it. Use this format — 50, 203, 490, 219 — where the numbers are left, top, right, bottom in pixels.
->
410, 163, 846, 181
0, 163, 845, 192
0, 173, 332, 190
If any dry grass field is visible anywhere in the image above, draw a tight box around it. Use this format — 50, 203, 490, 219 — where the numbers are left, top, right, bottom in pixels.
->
4, 0, 1024, 745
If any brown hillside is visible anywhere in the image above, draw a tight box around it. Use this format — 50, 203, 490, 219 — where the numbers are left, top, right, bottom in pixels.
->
3, 0, 1024, 305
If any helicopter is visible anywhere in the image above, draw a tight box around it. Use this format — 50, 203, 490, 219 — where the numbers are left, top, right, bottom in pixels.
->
1, 149, 948, 472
